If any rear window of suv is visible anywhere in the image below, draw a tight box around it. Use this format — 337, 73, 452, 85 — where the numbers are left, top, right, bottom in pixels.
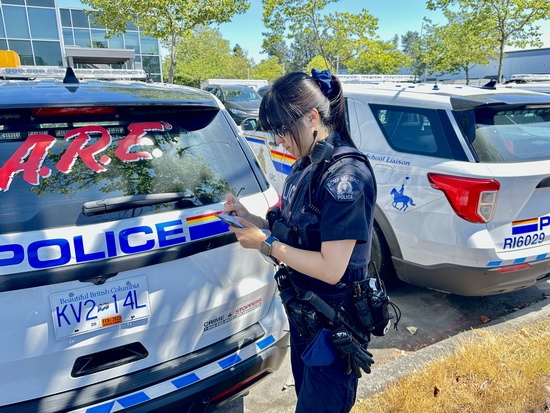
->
0, 106, 259, 234
454, 105, 550, 163
370, 104, 467, 160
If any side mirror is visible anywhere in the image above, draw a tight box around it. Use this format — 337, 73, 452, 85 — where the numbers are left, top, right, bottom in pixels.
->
241, 118, 258, 131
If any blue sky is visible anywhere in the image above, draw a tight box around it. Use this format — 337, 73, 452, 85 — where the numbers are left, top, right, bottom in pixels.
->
217, 0, 550, 64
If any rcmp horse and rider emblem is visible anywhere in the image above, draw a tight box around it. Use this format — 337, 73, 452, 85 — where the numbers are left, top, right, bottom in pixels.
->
390, 177, 416, 211
325, 174, 365, 202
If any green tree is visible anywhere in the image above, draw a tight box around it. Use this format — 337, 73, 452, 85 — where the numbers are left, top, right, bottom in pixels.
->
263, 38, 290, 71
401, 31, 421, 56
263, 0, 408, 75
306, 55, 333, 73
250, 57, 284, 81
164, 26, 242, 88
81, 0, 250, 84
429, 10, 496, 84
427, 0, 550, 82
288, 30, 320, 72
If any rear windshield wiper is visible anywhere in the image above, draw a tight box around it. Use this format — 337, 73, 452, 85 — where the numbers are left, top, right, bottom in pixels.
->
82, 191, 202, 216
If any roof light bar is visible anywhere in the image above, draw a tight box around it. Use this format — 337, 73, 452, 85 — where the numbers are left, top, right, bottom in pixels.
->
337, 74, 416, 83
509, 73, 550, 82
0, 66, 147, 80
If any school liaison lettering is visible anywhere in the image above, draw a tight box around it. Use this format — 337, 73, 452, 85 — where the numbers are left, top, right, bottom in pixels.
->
0, 122, 167, 192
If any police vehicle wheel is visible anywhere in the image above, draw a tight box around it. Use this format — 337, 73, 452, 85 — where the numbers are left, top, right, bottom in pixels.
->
371, 223, 398, 287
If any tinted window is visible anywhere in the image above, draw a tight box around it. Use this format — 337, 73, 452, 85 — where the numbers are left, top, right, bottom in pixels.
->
455, 106, 550, 163
91, 29, 107, 48
8, 39, 33, 64
0, 8, 4, 37
0, 106, 260, 233
4, 6, 29, 38
28, 7, 58, 39
124, 31, 139, 53
370, 104, 456, 159
70, 9, 89, 28
32, 40, 62, 65
140, 36, 159, 55
62, 28, 74, 46
74, 28, 90, 47
224, 87, 261, 101
26, 0, 55, 6
60, 8, 71, 27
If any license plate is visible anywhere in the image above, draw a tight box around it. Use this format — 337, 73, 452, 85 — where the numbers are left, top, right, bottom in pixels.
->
50, 276, 150, 340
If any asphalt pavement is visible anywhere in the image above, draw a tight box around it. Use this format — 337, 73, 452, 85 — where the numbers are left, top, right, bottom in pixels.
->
211, 278, 550, 413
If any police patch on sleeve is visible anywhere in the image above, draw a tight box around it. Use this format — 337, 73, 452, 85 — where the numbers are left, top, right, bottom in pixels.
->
324, 174, 365, 202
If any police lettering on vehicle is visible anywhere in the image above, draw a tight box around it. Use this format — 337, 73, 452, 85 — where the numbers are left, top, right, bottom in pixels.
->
502, 215, 550, 250
0, 219, 187, 271
324, 174, 364, 202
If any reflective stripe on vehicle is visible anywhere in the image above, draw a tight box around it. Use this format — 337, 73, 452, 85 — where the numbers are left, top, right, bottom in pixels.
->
75, 334, 279, 413
487, 252, 548, 266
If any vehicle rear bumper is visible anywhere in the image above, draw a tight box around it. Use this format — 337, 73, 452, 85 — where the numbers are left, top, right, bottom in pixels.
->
393, 256, 550, 296
0, 324, 289, 413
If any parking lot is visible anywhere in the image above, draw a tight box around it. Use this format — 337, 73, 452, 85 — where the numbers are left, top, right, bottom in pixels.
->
214, 275, 550, 413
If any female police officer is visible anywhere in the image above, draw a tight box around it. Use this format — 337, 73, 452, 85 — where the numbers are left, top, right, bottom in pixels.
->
224, 69, 376, 413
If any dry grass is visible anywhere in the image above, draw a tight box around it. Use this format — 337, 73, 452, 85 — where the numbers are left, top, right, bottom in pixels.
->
353, 316, 550, 413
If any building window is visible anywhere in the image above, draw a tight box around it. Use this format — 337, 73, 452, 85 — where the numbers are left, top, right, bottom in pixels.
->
62, 27, 74, 45
73, 28, 90, 47
124, 31, 139, 53
91, 29, 107, 48
4, 6, 30, 39
109, 35, 123, 49
60, 8, 71, 27
27, 0, 55, 7
70, 9, 89, 28
2, 0, 25, 5
0, 39, 7, 50
33, 40, 62, 65
28, 7, 58, 39
8, 39, 33, 64
140, 36, 159, 55
142, 56, 160, 73
0, 8, 4, 37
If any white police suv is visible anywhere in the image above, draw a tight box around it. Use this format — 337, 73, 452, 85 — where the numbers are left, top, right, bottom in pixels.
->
244, 80, 550, 296
0, 68, 288, 412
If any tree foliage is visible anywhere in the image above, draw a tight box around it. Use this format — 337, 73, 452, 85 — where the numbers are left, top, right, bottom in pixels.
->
164, 26, 252, 88
262, 0, 409, 74
306, 55, 333, 74
427, 0, 550, 82
81, 0, 250, 83
250, 57, 284, 81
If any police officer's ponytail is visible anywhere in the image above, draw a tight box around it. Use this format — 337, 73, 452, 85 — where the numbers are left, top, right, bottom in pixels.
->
321, 71, 356, 149
259, 70, 357, 152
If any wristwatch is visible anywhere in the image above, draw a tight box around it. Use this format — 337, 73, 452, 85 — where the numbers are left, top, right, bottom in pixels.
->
260, 236, 278, 258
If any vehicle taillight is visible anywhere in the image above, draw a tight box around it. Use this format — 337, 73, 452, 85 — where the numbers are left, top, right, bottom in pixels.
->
427, 173, 500, 223
31, 107, 116, 116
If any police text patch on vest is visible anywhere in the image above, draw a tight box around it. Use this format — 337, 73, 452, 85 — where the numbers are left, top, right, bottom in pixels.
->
325, 174, 365, 202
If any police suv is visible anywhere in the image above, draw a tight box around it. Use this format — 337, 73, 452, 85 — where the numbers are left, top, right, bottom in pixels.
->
0, 67, 288, 412
244, 79, 550, 296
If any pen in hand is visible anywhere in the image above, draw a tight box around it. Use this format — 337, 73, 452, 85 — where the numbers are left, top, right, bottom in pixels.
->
230, 187, 245, 216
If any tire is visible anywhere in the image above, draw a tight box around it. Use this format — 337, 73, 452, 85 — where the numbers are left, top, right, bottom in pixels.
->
370, 223, 399, 288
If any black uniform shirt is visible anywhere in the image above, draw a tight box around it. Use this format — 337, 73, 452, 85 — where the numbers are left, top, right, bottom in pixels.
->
276, 132, 376, 292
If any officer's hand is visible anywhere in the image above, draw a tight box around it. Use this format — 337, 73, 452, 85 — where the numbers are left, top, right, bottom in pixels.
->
229, 217, 268, 250
224, 193, 251, 219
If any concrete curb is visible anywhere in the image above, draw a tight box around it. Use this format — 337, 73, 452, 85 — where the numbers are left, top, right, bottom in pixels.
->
356, 297, 550, 398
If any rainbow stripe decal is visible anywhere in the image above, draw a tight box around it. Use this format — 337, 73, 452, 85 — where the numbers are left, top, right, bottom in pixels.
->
186, 211, 228, 240
245, 134, 296, 175
511, 218, 539, 235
